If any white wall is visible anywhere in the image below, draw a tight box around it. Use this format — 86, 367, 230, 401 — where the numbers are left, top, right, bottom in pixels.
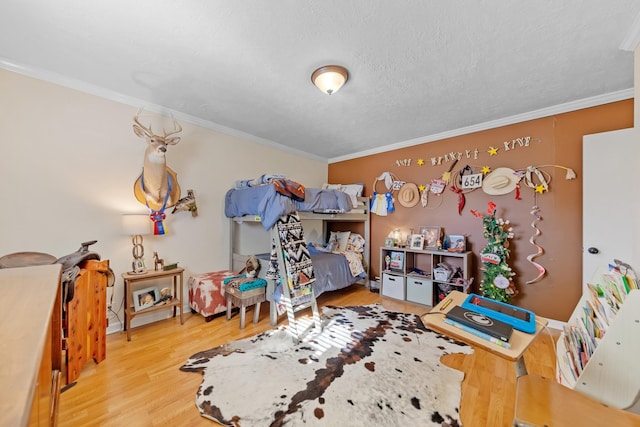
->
0, 69, 328, 331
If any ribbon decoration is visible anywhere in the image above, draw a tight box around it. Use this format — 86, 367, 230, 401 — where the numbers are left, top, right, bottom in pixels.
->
420, 184, 430, 207
140, 171, 172, 235
150, 210, 167, 235
449, 165, 476, 215
525, 205, 546, 284
450, 185, 464, 215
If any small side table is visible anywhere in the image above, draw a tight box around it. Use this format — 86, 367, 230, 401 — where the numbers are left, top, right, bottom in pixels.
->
422, 291, 548, 376
122, 267, 184, 341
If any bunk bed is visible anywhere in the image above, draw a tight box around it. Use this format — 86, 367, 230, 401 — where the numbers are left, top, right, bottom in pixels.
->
225, 182, 370, 324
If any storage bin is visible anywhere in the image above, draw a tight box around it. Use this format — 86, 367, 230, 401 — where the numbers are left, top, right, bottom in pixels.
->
381, 273, 406, 300
433, 266, 452, 282
406, 276, 433, 306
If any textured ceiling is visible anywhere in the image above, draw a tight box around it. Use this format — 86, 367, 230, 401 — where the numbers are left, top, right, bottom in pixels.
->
1, 1, 639, 161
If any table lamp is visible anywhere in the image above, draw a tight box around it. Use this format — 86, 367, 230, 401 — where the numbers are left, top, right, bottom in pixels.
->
122, 214, 150, 274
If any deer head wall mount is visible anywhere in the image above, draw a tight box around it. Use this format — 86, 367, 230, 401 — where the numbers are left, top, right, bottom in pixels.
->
132, 108, 182, 213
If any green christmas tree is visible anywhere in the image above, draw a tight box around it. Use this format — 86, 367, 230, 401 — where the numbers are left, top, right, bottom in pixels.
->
471, 201, 518, 303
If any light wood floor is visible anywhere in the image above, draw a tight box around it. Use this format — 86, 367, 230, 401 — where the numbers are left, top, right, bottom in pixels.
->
58, 284, 558, 427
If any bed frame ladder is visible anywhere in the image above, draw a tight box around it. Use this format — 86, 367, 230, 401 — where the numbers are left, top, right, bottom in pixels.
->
271, 213, 322, 344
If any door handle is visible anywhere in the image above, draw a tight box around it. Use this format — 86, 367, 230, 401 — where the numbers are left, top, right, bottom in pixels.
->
587, 247, 599, 254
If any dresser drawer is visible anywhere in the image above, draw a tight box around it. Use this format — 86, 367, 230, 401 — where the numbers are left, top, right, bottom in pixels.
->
406, 276, 433, 306
381, 273, 405, 300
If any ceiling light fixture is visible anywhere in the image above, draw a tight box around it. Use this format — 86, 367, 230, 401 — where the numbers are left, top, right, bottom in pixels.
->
311, 65, 348, 95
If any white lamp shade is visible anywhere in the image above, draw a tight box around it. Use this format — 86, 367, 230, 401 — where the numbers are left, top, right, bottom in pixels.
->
121, 214, 150, 236
311, 65, 348, 95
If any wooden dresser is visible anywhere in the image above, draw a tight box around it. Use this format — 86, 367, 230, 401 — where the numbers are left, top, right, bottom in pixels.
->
0, 264, 63, 427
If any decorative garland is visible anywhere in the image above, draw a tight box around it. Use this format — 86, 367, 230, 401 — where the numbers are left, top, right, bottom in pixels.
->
526, 205, 546, 284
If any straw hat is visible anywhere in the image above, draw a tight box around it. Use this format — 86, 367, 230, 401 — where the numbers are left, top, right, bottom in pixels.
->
398, 183, 420, 208
482, 168, 519, 195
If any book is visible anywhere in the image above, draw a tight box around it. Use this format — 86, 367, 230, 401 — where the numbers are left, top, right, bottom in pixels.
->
443, 318, 512, 349
445, 305, 513, 343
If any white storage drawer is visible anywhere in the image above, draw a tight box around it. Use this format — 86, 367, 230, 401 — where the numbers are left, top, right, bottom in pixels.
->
381, 273, 406, 300
406, 276, 433, 306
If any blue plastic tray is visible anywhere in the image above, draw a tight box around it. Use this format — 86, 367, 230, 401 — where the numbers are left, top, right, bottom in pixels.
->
461, 293, 536, 333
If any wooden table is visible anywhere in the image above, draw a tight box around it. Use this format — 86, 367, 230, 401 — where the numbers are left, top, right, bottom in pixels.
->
122, 268, 184, 341
422, 291, 640, 426
421, 290, 548, 377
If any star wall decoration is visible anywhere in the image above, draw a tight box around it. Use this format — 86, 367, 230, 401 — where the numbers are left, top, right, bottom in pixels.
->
535, 184, 546, 194
481, 165, 491, 174
488, 146, 498, 156
417, 158, 425, 166
418, 184, 426, 192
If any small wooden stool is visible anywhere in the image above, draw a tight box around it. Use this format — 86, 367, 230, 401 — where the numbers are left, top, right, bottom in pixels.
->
225, 286, 266, 329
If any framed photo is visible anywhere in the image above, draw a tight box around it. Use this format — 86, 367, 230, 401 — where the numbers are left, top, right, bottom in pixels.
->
389, 251, 404, 270
410, 234, 424, 249
445, 234, 466, 252
384, 237, 395, 247
133, 286, 159, 311
419, 226, 441, 249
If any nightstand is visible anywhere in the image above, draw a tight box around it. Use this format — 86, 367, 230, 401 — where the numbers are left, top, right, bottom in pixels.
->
122, 267, 184, 341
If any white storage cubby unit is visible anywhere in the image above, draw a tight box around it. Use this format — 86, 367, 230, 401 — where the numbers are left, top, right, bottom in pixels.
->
380, 246, 472, 306
556, 267, 640, 413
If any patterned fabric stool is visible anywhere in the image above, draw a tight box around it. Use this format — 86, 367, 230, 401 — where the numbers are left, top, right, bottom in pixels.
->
223, 277, 267, 329
188, 270, 235, 321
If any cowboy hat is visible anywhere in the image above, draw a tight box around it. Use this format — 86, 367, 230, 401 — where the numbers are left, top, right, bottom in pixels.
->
398, 182, 420, 208
482, 167, 520, 195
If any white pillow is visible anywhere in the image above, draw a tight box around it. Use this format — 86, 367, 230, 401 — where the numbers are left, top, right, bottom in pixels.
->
329, 231, 351, 252
345, 233, 365, 252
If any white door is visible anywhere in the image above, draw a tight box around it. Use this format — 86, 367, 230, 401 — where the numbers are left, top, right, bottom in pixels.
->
583, 127, 637, 292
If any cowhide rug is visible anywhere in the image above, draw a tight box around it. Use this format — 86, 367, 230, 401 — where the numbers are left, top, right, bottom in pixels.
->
180, 304, 472, 426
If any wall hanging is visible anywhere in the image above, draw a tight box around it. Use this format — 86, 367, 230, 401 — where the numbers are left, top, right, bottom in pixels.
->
132, 108, 183, 235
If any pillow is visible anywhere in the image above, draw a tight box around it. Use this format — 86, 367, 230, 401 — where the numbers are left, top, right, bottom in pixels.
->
339, 183, 364, 206
345, 233, 365, 253
340, 183, 364, 197
329, 231, 351, 252
322, 183, 343, 190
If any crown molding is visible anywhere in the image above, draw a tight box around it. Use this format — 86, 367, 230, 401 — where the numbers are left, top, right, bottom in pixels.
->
0, 58, 633, 166
0, 58, 327, 163
329, 89, 634, 164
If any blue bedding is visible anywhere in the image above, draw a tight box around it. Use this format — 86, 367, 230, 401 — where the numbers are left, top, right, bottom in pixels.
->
225, 185, 353, 229
257, 252, 364, 299
309, 252, 366, 296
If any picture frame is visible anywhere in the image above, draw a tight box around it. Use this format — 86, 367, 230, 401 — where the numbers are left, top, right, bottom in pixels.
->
389, 251, 404, 270
384, 237, 395, 247
133, 286, 159, 312
419, 226, 441, 249
410, 234, 424, 250
445, 234, 466, 252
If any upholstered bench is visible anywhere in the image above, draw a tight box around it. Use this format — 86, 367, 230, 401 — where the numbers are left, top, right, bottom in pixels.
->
223, 276, 267, 329
188, 270, 235, 322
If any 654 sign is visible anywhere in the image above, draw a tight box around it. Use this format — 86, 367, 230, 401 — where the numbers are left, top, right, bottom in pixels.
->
460, 172, 483, 190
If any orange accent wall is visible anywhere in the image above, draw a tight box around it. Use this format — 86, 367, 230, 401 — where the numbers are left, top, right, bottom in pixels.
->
328, 100, 633, 321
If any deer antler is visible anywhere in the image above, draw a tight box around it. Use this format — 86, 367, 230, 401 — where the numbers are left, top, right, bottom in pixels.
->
163, 117, 182, 137
133, 107, 154, 137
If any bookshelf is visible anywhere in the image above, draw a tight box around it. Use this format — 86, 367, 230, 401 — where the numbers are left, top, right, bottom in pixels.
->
379, 246, 472, 306
556, 267, 640, 413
